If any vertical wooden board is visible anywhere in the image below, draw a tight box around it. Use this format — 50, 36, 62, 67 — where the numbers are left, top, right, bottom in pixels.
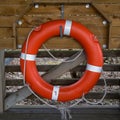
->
0, 50, 5, 112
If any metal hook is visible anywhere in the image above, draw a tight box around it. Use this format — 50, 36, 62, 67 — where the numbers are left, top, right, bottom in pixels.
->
59, 26, 63, 38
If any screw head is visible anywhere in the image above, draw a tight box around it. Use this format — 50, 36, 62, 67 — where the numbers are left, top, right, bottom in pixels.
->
102, 44, 107, 49
102, 20, 107, 25
17, 20, 22, 25
34, 3, 39, 8
85, 4, 90, 8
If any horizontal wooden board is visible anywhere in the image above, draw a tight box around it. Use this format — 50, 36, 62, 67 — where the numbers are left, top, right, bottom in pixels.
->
17, 37, 106, 49
6, 78, 120, 86
0, 38, 14, 49
0, 5, 26, 16
95, 4, 120, 16
17, 26, 108, 38
16, 16, 107, 28
0, 0, 120, 5
109, 38, 120, 49
16, 26, 107, 49
0, 28, 13, 38
5, 65, 120, 72
111, 17, 120, 27
93, 0, 120, 3
27, 5, 60, 15
6, 91, 119, 100
0, 107, 120, 120
24, 92, 119, 99
5, 50, 120, 58
0, 0, 32, 5
63, 5, 98, 15
0, 16, 16, 27
0, 0, 90, 5
111, 27, 120, 37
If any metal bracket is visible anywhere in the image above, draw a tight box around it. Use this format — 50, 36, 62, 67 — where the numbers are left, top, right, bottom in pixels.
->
61, 4, 64, 19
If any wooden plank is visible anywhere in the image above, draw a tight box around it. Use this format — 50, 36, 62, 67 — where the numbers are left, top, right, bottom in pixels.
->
0, 2, 119, 16
6, 91, 119, 100
0, 16, 15, 27
23, 91, 119, 100
109, 38, 120, 49
0, 0, 32, 5
17, 26, 108, 37
1, 0, 119, 5
1, 107, 120, 120
111, 27, 120, 38
27, 5, 60, 15
0, 50, 5, 113
6, 78, 120, 86
16, 15, 107, 28
5, 64, 120, 72
111, 17, 120, 27
17, 33, 107, 49
0, 38, 15, 49
0, 28, 13, 38
5, 50, 120, 58
4, 86, 32, 111
17, 26, 107, 49
71, 64, 120, 72
64, 4, 98, 15
0, 5, 26, 16
95, 4, 120, 16
92, 0, 120, 3
91, 3, 111, 23
51, 78, 120, 86
0, 0, 119, 5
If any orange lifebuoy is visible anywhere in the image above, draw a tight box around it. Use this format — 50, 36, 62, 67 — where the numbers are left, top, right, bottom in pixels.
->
20, 20, 103, 102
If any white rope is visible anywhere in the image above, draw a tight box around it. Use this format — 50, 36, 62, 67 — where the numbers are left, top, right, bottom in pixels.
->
83, 73, 107, 105
42, 44, 83, 63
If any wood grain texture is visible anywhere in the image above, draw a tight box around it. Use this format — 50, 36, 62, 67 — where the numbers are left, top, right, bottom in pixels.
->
0, 1, 119, 49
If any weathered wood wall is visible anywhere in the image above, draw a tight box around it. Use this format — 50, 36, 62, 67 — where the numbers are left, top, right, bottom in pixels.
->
0, 0, 120, 49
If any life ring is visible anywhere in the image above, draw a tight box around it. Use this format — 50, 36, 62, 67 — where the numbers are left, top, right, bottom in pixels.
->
20, 20, 103, 102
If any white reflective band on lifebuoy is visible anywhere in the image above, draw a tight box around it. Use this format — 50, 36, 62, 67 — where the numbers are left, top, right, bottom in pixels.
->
86, 64, 102, 73
52, 86, 60, 101
20, 53, 36, 61
64, 20, 72, 36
